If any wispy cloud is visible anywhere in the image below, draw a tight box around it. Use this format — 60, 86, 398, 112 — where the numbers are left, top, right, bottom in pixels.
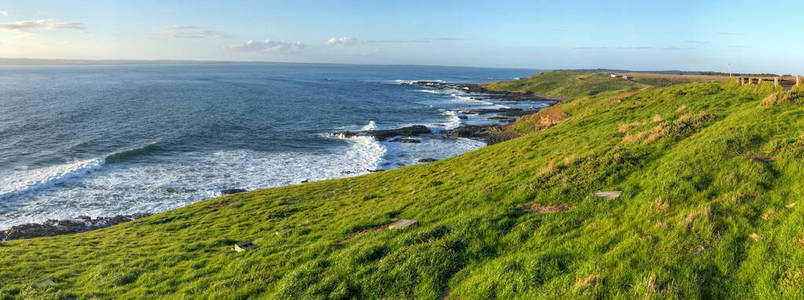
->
572, 45, 694, 51
326, 37, 358, 46
0, 19, 86, 33
229, 39, 305, 53
162, 25, 230, 39
0, 10, 8, 17
325, 36, 462, 46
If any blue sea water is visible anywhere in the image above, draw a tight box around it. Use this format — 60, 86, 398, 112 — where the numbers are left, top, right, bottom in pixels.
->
0, 63, 545, 229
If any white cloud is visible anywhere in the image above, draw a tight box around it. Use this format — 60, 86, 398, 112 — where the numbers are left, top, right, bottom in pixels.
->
228, 40, 305, 53
162, 25, 229, 39
325, 36, 463, 47
0, 11, 8, 17
326, 37, 358, 46
0, 19, 86, 33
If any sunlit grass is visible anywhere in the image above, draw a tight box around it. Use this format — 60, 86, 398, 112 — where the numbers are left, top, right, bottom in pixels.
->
2, 71, 803, 299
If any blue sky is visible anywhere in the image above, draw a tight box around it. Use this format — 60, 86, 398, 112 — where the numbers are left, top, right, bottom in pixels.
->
1, 0, 802, 73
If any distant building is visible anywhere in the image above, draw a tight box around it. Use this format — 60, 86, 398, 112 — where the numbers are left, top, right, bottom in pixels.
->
622, 76, 631, 80
610, 73, 617, 78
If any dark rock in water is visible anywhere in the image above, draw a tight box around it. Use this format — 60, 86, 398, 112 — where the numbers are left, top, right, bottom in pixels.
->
457, 115, 468, 120
457, 107, 532, 116
301, 179, 309, 183
329, 125, 431, 141
446, 125, 489, 138
368, 169, 385, 172
369, 125, 431, 141
1, 213, 151, 241
221, 188, 247, 195
165, 187, 197, 193
418, 158, 438, 163
388, 138, 421, 143
487, 116, 517, 122
341, 170, 356, 174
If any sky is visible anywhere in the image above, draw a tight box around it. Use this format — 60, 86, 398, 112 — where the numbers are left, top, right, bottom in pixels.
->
0, 0, 802, 74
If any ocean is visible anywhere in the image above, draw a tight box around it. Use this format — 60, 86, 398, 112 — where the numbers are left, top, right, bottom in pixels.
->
0, 63, 545, 229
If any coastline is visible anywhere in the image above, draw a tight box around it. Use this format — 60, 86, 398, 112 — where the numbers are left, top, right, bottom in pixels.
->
1, 79, 557, 240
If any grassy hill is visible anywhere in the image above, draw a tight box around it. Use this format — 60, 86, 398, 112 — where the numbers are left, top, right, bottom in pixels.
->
2, 71, 804, 299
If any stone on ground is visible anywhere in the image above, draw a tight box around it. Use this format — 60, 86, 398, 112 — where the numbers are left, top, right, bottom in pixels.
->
35, 278, 56, 286
595, 191, 622, 200
234, 241, 257, 252
388, 219, 418, 229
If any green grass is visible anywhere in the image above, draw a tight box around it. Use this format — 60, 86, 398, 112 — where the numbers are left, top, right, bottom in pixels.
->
2, 71, 804, 299
482, 70, 645, 99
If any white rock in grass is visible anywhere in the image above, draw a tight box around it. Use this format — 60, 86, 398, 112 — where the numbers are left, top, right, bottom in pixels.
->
234, 241, 257, 252
595, 191, 622, 200
388, 219, 418, 230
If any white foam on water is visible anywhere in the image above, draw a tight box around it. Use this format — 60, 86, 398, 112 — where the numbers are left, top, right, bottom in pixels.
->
391, 79, 445, 85
378, 137, 485, 168
0, 158, 106, 200
0, 132, 387, 229
439, 110, 462, 130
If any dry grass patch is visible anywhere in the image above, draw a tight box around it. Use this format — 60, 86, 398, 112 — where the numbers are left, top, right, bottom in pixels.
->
573, 273, 601, 290
538, 160, 557, 176
761, 91, 804, 106
652, 114, 664, 122
676, 105, 689, 113
623, 112, 715, 144
654, 197, 668, 212
681, 205, 711, 233
618, 121, 647, 133
633, 273, 681, 298
737, 152, 776, 163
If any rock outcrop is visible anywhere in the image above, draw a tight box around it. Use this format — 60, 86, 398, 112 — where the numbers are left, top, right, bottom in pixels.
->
2, 213, 151, 241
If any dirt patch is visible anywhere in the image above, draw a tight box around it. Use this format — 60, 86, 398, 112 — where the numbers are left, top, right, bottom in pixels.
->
737, 152, 776, 163
522, 203, 576, 214
342, 225, 388, 243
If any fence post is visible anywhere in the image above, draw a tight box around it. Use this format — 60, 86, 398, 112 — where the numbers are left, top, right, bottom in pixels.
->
758, 78, 762, 85
739, 77, 744, 85
798, 75, 801, 87
774, 77, 779, 87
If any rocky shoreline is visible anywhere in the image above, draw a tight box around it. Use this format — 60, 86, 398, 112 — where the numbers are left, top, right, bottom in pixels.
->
1, 213, 151, 241
330, 80, 557, 145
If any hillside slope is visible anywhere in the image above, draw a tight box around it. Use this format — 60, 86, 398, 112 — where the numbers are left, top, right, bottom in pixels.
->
2, 71, 804, 299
